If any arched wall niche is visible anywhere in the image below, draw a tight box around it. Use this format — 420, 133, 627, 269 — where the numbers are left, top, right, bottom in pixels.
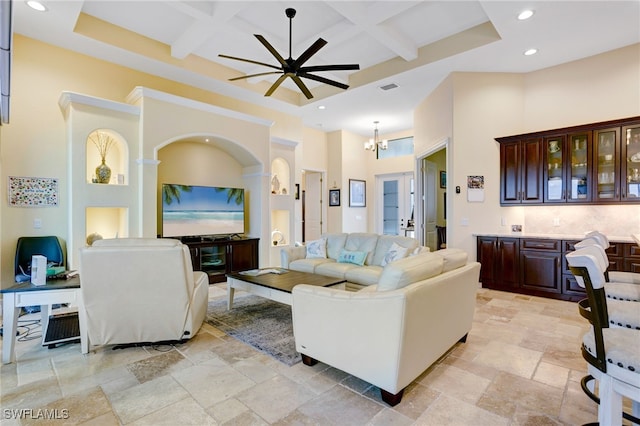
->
156, 134, 263, 239
85, 128, 129, 185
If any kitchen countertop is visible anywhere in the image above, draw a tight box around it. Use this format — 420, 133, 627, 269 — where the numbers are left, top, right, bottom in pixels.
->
473, 233, 636, 243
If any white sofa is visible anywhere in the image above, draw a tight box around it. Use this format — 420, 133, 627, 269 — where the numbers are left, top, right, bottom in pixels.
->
281, 233, 427, 289
79, 238, 208, 350
291, 248, 480, 406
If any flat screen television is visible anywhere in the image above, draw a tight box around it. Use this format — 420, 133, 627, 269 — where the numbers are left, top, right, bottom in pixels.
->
161, 183, 244, 238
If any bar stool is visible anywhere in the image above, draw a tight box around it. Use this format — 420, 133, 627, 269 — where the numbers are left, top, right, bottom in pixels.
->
582, 231, 640, 284
566, 249, 640, 426
574, 240, 640, 302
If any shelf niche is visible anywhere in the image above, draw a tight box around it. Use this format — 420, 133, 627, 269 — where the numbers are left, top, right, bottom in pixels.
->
86, 129, 128, 185
271, 210, 290, 247
271, 157, 290, 195
86, 207, 129, 243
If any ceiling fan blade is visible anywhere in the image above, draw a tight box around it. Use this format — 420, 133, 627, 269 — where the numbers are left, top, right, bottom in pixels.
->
293, 38, 327, 68
299, 64, 360, 73
298, 72, 349, 90
264, 74, 288, 97
254, 35, 288, 67
229, 71, 283, 81
218, 54, 281, 71
290, 74, 314, 99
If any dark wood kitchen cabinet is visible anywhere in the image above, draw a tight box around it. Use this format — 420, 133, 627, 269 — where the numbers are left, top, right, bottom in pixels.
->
497, 116, 640, 205
500, 139, 543, 204
476, 236, 519, 290
478, 236, 638, 302
519, 239, 561, 296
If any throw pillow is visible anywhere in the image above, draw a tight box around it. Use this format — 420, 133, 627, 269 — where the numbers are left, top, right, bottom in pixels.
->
337, 249, 367, 266
306, 238, 327, 259
380, 242, 409, 266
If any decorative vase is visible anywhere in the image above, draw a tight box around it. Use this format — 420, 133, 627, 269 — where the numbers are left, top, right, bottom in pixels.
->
95, 158, 111, 184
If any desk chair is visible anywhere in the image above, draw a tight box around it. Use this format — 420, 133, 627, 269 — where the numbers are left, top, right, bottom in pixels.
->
567, 249, 640, 426
14, 236, 65, 313
14, 236, 64, 280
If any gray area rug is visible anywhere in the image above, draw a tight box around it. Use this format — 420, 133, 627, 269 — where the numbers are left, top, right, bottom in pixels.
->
205, 294, 301, 366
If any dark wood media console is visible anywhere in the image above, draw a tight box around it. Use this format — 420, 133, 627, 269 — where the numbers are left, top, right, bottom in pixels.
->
186, 238, 259, 284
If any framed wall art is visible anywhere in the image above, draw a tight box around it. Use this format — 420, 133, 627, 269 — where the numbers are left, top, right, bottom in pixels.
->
8, 176, 59, 207
329, 189, 340, 206
440, 171, 447, 188
349, 179, 366, 207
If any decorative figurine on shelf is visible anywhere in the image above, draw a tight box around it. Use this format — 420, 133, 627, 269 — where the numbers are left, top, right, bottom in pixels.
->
86, 232, 103, 246
271, 174, 280, 194
89, 131, 115, 184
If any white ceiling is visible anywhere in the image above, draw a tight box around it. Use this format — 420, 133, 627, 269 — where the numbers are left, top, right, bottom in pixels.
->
12, 0, 640, 137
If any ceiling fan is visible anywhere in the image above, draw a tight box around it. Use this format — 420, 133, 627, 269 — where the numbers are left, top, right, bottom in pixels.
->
219, 8, 360, 99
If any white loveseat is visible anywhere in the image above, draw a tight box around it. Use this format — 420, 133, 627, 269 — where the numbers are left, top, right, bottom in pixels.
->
281, 233, 427, 290
291, 248, 480, 406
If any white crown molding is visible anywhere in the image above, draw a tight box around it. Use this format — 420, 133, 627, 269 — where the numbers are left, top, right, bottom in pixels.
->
126, 86, 274, 128
271, 137, 298, 148
58, 91, 140, 116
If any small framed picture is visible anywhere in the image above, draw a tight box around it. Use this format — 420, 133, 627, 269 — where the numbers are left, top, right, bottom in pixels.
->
440, 171, 447, 188
349, 179, 366, 207
329, 189, 340, 206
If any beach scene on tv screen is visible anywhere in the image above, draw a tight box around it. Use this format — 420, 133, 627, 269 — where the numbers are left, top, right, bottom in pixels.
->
162, 184, 244, 236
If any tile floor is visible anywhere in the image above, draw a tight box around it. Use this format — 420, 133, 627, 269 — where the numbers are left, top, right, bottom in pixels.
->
0, 286, 607, 425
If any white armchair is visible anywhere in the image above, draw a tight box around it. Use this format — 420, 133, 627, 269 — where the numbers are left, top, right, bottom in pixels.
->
79, 238, 208, 350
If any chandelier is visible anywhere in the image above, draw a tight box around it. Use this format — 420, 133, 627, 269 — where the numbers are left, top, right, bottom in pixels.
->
364, 121, 388, 152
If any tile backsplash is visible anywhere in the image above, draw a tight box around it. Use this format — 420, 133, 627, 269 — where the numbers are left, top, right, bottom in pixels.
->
524, 205, 640, 238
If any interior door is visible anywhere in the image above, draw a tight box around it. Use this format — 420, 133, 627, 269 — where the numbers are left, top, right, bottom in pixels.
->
423, 159, 437, 250
304, 171, 322, 241
377, 173, 414, 235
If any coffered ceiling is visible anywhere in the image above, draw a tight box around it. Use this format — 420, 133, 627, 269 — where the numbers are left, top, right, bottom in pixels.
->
12, 1, 640, 136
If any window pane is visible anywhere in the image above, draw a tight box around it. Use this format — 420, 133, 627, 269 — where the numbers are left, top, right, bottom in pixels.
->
378, 137, 414, 159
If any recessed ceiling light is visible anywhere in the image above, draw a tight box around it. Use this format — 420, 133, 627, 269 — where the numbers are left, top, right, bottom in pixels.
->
518, 10, 534, 20
318, 105, 326, 110
26, 0, 47, 12
524, 48, 538, 56
205, 138, 210, 142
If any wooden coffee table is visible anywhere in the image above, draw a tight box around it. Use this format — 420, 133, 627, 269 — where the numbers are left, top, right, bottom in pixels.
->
226, 269, 346, 309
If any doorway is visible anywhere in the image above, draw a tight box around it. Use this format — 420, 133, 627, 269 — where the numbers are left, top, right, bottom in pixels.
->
416, 141, 448, 250
375, 172, 414, 236
302, 170, 324, 242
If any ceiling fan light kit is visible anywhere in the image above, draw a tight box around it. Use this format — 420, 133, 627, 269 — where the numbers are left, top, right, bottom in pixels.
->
219, 8, 359, 99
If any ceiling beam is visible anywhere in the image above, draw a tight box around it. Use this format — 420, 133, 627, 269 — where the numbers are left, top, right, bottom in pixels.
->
326, 1, 420, 61
169, 1, 247, 59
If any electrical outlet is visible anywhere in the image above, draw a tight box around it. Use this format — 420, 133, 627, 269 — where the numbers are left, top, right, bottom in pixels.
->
461, 218, 469, 226
33, 218, 42, 229
553, 217, 560, 227
501, 217, 506, 226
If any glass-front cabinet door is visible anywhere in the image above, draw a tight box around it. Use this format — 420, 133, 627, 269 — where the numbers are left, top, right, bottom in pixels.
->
623, 123, 640, 200
593, 127, 620, 202
544, 136, 565, 202
567, 132, 590, 202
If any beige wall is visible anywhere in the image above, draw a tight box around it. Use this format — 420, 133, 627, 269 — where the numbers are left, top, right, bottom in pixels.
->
416, 43, 640, 258
2, 34, 638, 284
0, 35, 304, 284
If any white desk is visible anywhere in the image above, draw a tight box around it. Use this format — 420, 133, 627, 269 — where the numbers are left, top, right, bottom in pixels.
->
1, 278, 87, 364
